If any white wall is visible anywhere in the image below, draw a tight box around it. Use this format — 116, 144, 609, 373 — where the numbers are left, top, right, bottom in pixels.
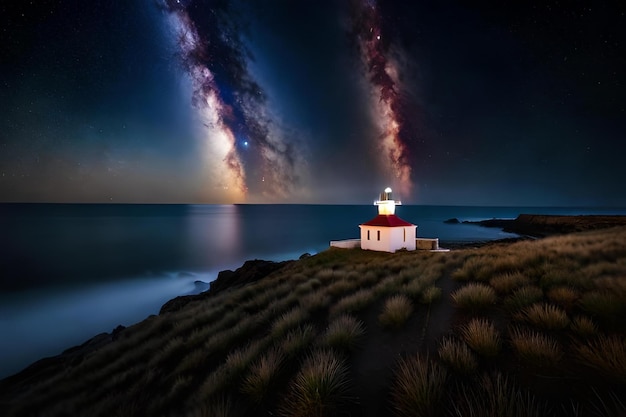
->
359, 225, 416, 252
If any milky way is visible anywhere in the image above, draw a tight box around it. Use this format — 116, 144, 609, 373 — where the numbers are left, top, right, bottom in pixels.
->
162, 0, 305, 202
349, 0, 415, 198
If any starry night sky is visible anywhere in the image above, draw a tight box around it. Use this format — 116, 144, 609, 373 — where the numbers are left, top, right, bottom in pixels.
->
1, 0, 624, 205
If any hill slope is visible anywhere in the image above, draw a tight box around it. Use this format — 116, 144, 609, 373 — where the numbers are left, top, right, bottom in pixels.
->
2, 227, 626, 417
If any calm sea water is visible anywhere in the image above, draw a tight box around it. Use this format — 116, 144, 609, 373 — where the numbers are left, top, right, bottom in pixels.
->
1, 203, 624, 378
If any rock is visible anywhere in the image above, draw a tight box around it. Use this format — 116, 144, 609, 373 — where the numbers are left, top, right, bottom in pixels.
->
299, 252, 312, 259
443, 218, 460, 224
159, 259, 292, 314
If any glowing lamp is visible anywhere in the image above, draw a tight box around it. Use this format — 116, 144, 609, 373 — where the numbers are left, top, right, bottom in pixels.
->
374, 187, 401, 215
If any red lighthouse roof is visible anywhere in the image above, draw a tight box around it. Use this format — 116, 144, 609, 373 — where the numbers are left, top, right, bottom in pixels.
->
361, 214, 414, 227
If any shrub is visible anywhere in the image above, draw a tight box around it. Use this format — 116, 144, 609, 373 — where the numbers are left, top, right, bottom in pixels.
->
420, 286, 442, 304
241, 348, 285, 404
575, 335, 626, 382
518, 303, 569, 330
437, 338, 477, 374
489, 272, 530, 294
451, 283, 496, 310
460, 319, 501, 357
322, 315, 366, 352
570, 316, 597, 338
379, 294, 413, 329
504, 286, 543, 311
279, 350, 352, 417
390, 355, 447, 417
509, 327, 562, 365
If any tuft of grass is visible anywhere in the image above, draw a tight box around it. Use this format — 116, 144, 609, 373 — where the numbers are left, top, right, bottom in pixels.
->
579, 290, 625, 323
379, 294, 413, 329
546, 286, 579, 309
460, 318, 501, 357
575, 335, 626, 382
279, 350, 352, 417
189, 396, 240, 417
450, 372, 546, 417
517, 303, 570, 330
390, 355, 447, 417
241, 347, 285, 404
322, 315, 366, 352
272, 307, 309, 337
329, 288, 376, 317
299, 291, 331, 313
451, 283, 496, 310
489, 272, 530, 294
420, 286, 442, 304
509, 327, 562, 365
437, 337, 478, 374
570, 315, 598, 338
282, 325, 316, 358
504, 286, 543, 311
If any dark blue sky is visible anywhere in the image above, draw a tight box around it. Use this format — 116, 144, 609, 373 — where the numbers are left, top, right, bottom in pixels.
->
1, 0, 624, 205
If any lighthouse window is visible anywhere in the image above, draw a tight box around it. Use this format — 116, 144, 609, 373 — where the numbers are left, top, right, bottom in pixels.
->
403, 228, 406, 242
377, 230, 380, 241
367, 230, 370, 240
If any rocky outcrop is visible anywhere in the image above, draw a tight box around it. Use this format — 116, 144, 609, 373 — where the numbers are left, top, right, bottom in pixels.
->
159, 259, 291, 314
459, 214, 626, 237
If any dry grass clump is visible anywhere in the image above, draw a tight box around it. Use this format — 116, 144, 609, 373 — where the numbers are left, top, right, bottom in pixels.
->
437, 338, 478, 374
298, 291, 331, 313
451, 283, 496, 310
489, 272, 530, 294
575, 335, 626, 382
579, 290, 625, 323
504, 286, 543, 311
450, 372, 545, 417
329, 288, 376, 317
509, 327, 562, 365
282, 325, 316, 358
460, 318, 501, 357
517, 303, 570, 330
420, 286, 442, 304
452, 256, 491, 282
390, 355, 447, 417
279, 350, 352, 417
322, 315, 365, 352
546, 286, 579, 309
241, 347, 285, 404
570, 315, 598, 338
379, 294, 413, 329
271, 307, 309, 337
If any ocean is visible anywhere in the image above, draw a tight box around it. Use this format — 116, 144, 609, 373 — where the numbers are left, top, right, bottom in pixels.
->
1, 203, 624, 378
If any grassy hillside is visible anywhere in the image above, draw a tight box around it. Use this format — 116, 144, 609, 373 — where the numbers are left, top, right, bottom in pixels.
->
2, 227, 626, 417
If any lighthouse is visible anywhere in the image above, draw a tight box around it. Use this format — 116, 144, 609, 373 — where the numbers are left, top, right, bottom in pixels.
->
359, 187, 417, 252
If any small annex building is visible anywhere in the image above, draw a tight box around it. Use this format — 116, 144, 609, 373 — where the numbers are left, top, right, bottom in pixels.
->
359, 188, 416, 252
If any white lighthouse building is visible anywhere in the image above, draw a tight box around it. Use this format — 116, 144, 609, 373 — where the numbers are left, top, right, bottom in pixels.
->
359, 188, 417, 252
329, 187, 444, 252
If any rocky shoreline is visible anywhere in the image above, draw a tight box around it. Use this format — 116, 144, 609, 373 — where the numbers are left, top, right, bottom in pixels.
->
445, 213, 626, 237
3, 214, 625, 389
